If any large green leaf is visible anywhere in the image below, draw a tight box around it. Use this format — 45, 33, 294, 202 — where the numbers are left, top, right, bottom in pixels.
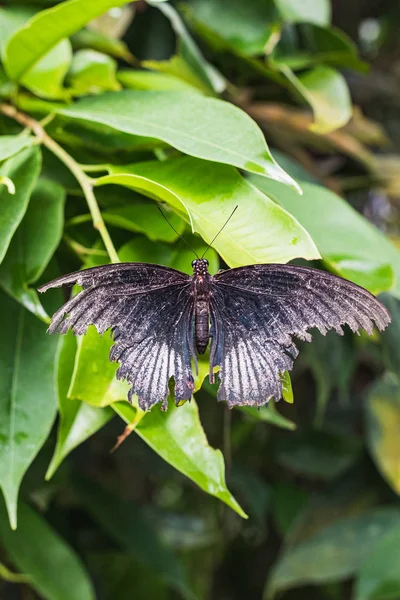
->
250, 174, 400, 297
94, 157, 319, 265
0, 147, 41, 265
274, 0, 331, 25
0, 501, 95, 600
355, 528, 400, 600
0, 178, 65, 320
280, 65, 352, 133
0, 135, 34, 162
46, 333, 113, 480
267, 508, 400, 597
58, 90, 301, 189
77, 479, 194, 599
0, 292, 58, 528
3, 0, 133, 81
114, 401, 247, 519
365, 376, 400, 496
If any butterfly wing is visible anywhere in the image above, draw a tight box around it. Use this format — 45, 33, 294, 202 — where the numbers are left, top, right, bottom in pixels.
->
210, 264, 391, 408
39, 263, 195, 410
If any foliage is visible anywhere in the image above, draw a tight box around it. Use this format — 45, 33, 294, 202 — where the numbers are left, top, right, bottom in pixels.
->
0, 0, 399, 599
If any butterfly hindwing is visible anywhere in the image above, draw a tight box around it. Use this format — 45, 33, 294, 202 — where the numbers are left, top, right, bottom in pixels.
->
210, 264, 390, 407
38, 263, 195, 410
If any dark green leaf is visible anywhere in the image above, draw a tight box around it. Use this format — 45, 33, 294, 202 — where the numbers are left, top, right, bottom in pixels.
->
0, 501, 95, 600
150, 0, 226, 94
355, 528, 400, 600
267, 508, 400, 596
46, 333, 113, 480
187, 0, 279, 57
0, 178, 65, 320
0, 147, 41, 265
380, 294, 400, 373
275, 431, 362, 480
0, 292, 58, 528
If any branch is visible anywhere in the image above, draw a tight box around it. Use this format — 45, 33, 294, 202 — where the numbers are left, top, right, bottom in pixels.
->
0, 103, 119, 264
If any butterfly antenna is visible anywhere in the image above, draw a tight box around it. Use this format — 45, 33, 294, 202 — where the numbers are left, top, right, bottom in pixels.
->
201, 206, 238, 258
157, 206, 199, 258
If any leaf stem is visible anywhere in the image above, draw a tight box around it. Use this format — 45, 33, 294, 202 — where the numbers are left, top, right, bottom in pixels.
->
0, 103, 119, 263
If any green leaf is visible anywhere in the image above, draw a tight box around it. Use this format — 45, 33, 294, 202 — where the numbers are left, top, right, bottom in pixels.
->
58, 90, 301, 189
21, 39, 72, 99
274, 0, 331, 25
95, 156, 319, 265
150, 0, 226, 94
188, 0, 280, 57
0, 292, 58, 528
250, 175, 400, 297
0, 135, 34, 162
0, 6, 72, 99
0, 501, 95, 600
68, 327, 129, 407
0, 146, 41, 266
3, 0, 134, 81
267, 508, 400, 596
71, 28, 134, 63
355, 528, 400, 600
113, 400, 247, 519
118, 69, 199, 92
46, 333, 113, 480
0, 178, 65, 320
275, 431, 362, 481
77, 478, 194, 599
271, 24, 365, 71
380, 294, 400, 373
67, 50, 120, 95
365, 375, 400, 496
280, 65, 352, 133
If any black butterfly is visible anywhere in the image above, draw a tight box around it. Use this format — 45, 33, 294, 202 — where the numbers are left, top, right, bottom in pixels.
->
38, 258, 391, 411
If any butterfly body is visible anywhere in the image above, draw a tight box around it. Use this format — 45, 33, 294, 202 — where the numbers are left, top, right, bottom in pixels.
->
192, 258, 212, 354
39, 260, 390, 411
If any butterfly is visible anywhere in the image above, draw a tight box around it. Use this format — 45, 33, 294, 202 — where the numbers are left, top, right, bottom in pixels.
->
38, 258, 391, 411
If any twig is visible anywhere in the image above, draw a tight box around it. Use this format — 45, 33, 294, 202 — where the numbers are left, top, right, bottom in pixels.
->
0, 103, 119, 263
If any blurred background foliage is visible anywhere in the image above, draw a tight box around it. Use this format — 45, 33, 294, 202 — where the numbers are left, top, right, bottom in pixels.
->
0, 0, 400, 599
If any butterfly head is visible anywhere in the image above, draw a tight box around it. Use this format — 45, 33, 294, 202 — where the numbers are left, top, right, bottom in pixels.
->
192, 258, 209, 276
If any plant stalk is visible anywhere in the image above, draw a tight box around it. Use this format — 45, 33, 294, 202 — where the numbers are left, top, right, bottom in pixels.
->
0, 103, 119, 263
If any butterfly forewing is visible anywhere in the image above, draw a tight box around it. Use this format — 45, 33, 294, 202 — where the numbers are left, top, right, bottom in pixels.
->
38, 263, 195, 410
210, 264, 390, 407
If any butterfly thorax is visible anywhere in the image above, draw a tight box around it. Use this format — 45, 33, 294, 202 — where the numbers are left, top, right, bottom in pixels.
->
192, 259, 211, 354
